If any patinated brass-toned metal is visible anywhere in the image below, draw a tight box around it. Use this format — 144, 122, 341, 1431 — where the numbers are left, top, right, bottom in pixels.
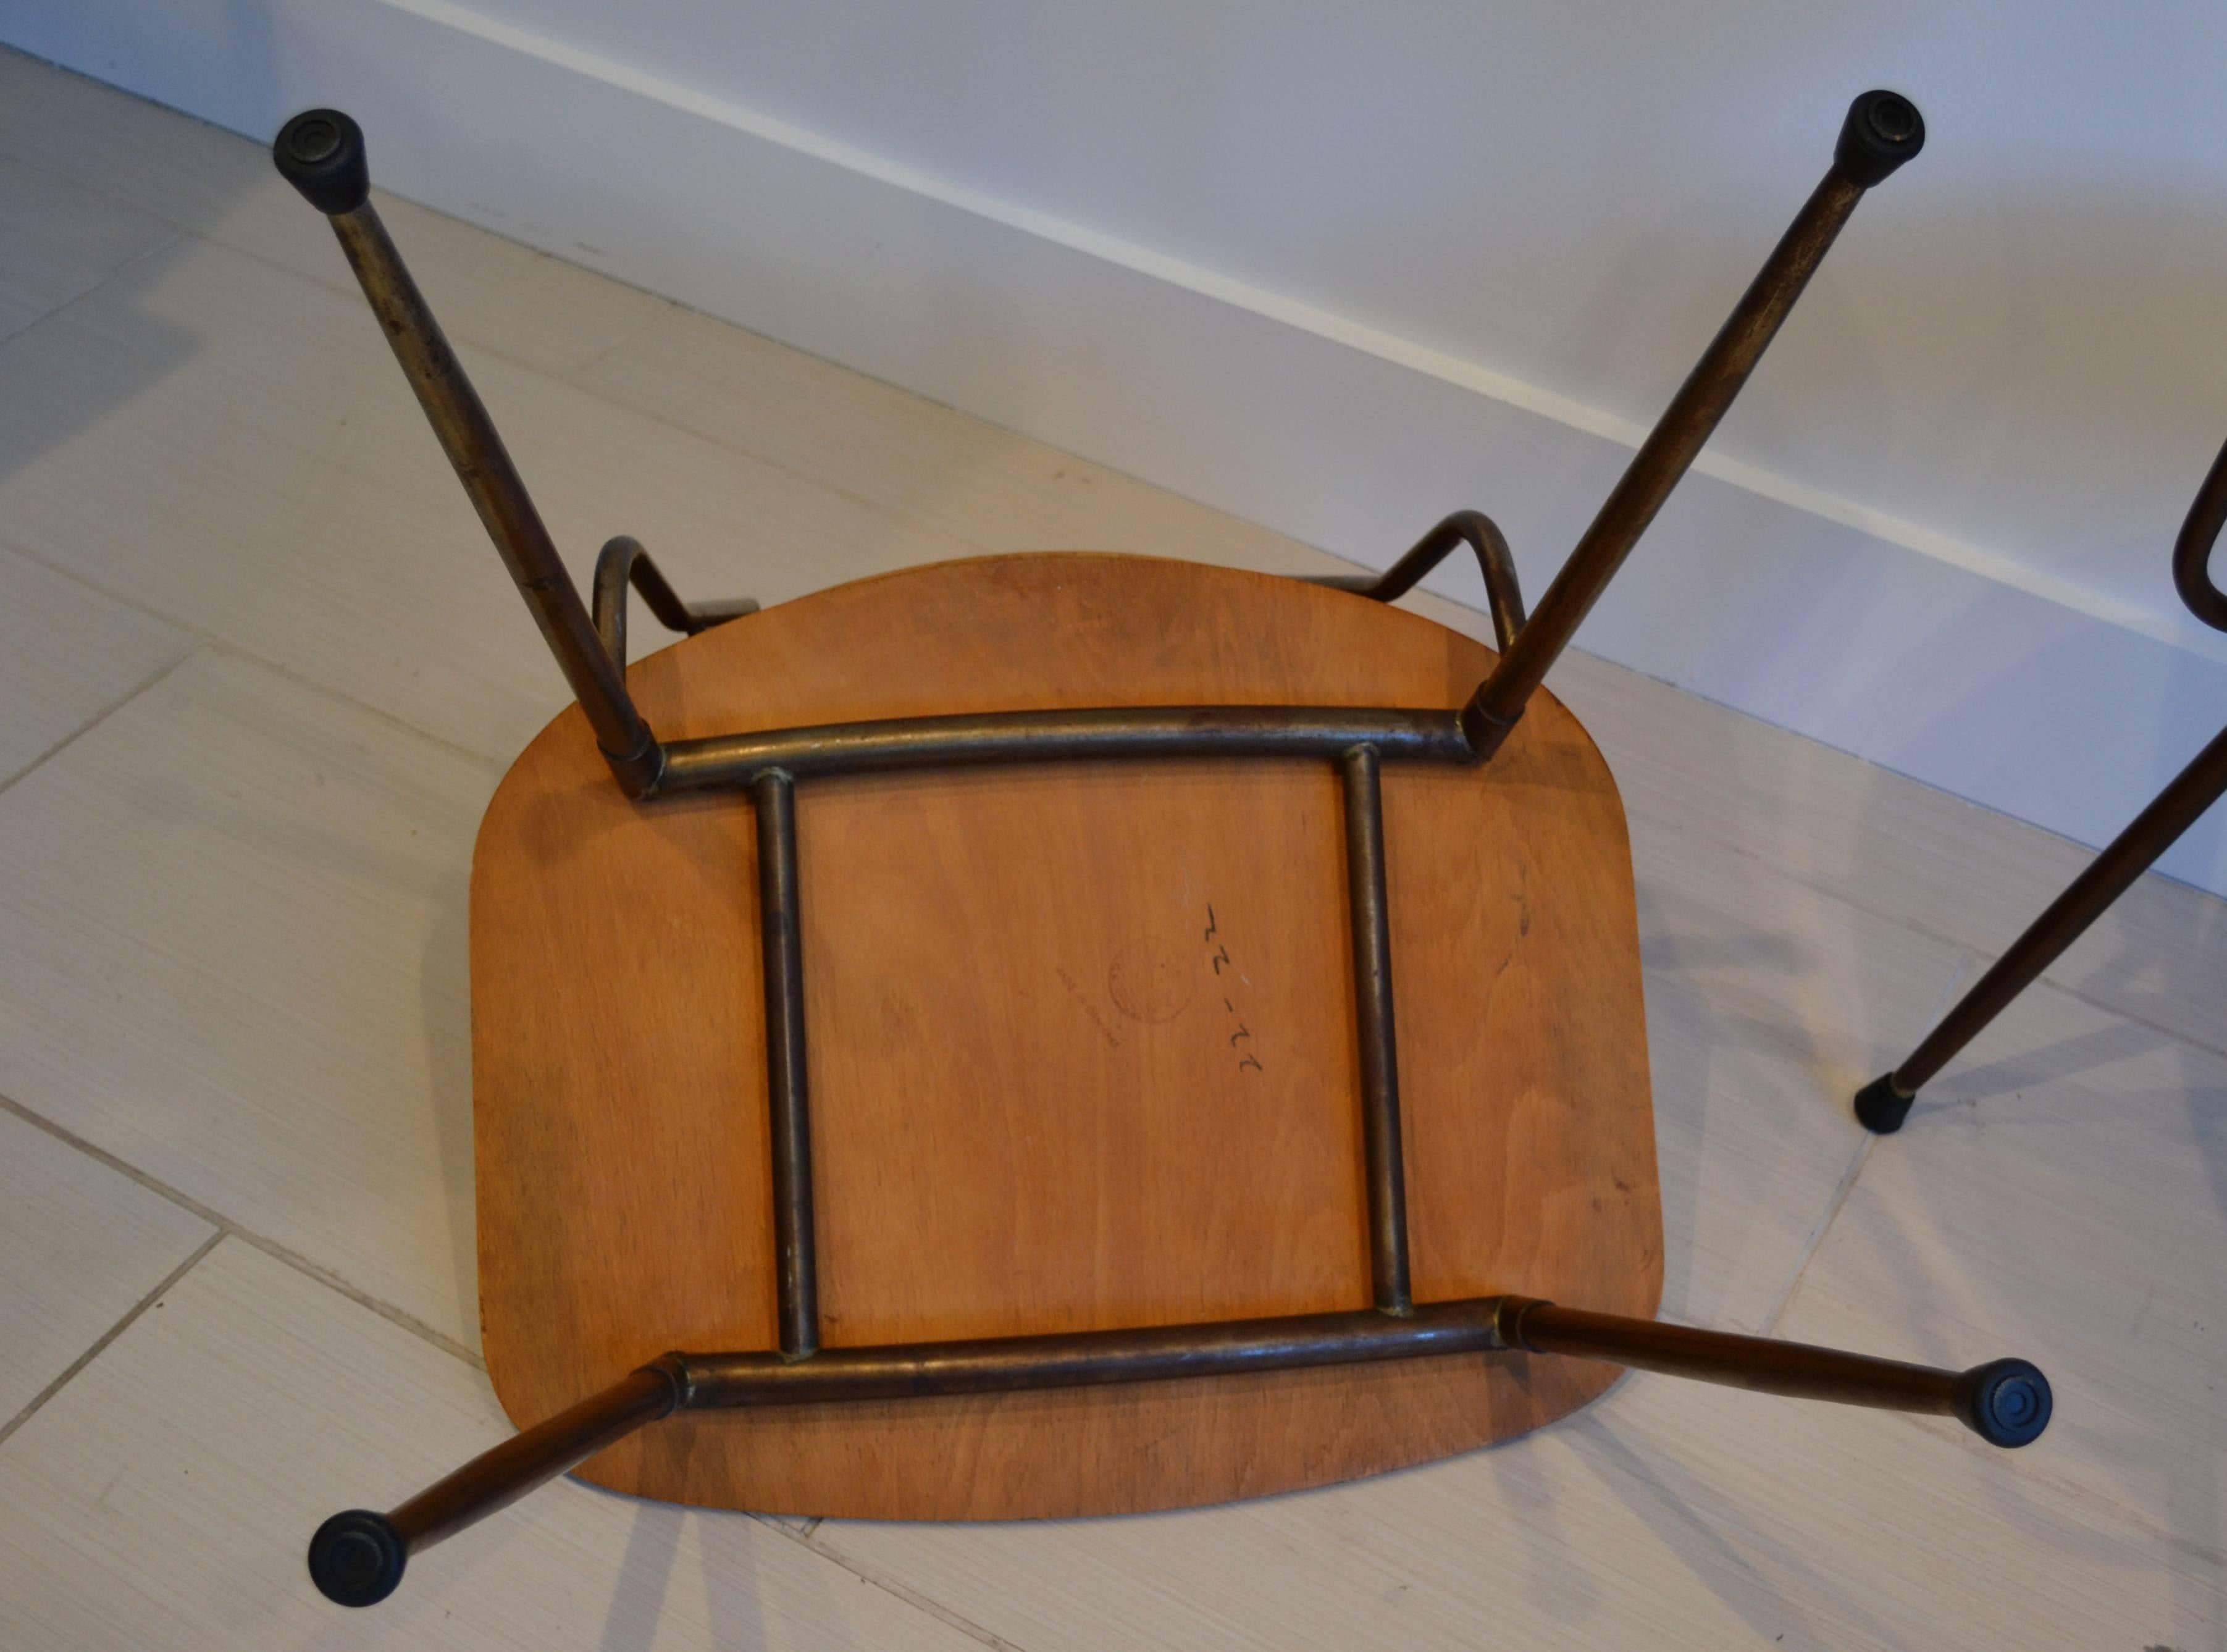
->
1311, 510, 1527, 651
688, 1301, 2042, 1440
1863, 726, 2227, 1123
2172, 434, 2227, 631
1341, 742, 1413, 1314
1463, 145, 1897, 754
1856, 427, 2227, 1133
306, 1293, 2049, 1604
321, 198, 659, 790
1508, 1303, 2049, 1446
752, 768, 819, 1359
682, 1300, 1525, 1406
306, 1359, 684, 1608
592, 534, 758, 672
656, 705, 1481, 791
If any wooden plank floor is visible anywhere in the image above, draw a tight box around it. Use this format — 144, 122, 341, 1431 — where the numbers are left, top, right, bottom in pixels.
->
0, 46, 2220, 1650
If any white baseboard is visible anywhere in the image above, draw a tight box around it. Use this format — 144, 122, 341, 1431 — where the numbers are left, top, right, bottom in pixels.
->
11, 0, 2227, 898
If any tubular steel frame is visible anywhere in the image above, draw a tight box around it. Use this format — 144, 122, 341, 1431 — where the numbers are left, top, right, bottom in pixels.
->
1854, 430, 2227, 1131
269, 95, 2053, 1611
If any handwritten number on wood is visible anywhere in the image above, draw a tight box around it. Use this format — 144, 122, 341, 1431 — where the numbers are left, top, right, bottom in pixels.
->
1206, 905, 1260, 1073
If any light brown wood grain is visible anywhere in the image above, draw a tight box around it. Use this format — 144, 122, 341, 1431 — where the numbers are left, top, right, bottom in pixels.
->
472, 552, 1659, 1518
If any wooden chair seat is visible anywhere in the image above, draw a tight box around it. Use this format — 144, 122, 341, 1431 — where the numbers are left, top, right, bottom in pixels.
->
472, 551, 1662, 1519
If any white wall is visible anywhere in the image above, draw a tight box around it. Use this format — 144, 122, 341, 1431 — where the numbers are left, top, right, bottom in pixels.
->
435, 0, 2227, 635
12, 0, 2227, 895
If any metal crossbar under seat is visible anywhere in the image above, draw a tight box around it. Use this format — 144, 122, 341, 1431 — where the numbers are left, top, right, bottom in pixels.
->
264, 93, 2057, 1611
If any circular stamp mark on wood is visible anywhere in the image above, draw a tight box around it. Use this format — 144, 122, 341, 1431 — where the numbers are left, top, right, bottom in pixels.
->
1108, 936, 1193, 1023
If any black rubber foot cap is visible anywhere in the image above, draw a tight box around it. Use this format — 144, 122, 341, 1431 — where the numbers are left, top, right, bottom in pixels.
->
1853, 1072, 1915, 1134
1953, 1359, 2053, 1448
308, 1509, 405, 1607
273, 109, 370, 216
1835, 90, 1926, 188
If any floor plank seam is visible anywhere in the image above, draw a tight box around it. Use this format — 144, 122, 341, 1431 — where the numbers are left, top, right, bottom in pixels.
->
214, 1224, 487, 1370
157, 219, 1051, 569
1862, 898, 2227, 1067
0, 134, 684, 401
1611, 786, 2227, 1063
0, 214, 190, 352
190, 635, 510, 774
2004, 1455, 2227, 1571
1572, 658, 2217, 902
1857, 938, 2227, 1104
0, 1228, 225, 1449
0, 645, 196, 803
198, 225, 677, 396
1754, 943, 1994, 1335
561, 294, 677, 384
0, 538, 510, 773
1757, 1132, 1873, 1338
0, 1089, 485, 1370
1985, 955, 2227, 1069
782, 1522, 1033, 1652
527, 352, 1024, 558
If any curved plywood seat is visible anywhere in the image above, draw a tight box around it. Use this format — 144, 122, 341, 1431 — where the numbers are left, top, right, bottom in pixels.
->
472, 551, 1661, 1520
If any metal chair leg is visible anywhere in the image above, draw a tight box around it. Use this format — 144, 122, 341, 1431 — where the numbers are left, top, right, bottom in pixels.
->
1316, 96, 1924, 748
308, 1301, 2047, 1606
308, 1359, 686, 1607
1459, 91, 1923, 756
274, 111, 664, 793
1856, 431, 2227, 1132
1856, 719, 2227, 1130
